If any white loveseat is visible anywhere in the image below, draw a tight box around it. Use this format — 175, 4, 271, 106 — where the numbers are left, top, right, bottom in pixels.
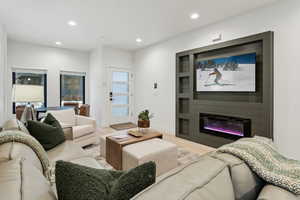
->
46, 109, 98, 147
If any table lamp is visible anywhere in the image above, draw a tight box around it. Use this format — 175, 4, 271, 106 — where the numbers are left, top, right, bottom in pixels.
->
12, 84, 44, 124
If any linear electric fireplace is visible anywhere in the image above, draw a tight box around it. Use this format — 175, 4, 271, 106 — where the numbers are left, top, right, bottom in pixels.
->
200, 113, 251, 139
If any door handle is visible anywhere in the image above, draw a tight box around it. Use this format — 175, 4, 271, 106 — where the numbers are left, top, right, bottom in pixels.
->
110, 92, 113, 101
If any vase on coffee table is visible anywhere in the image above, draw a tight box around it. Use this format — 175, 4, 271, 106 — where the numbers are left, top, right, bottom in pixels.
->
137, 109, 153, 133
138, 120, 150, 133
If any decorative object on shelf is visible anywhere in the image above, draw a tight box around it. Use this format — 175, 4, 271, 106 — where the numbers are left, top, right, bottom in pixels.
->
12, 84, 44, 124
138, 109, 153, 129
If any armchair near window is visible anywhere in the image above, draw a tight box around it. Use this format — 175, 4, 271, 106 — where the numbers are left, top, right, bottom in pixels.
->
46, 109, 97, 147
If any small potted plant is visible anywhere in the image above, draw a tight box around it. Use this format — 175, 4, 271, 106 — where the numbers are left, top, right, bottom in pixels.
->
138, 110, 153, 128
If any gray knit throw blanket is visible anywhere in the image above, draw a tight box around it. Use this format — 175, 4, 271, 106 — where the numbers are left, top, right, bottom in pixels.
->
0, 130, 51, 179
217, 136, 300, 195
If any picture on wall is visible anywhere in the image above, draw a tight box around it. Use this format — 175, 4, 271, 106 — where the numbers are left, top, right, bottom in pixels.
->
196, 53, 256, 92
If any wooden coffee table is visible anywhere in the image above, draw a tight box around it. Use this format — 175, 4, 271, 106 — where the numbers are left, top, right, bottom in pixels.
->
106, 129, 163, 170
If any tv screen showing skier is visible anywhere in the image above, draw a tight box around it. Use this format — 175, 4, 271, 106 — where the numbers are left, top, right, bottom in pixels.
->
196, 53, 256, 92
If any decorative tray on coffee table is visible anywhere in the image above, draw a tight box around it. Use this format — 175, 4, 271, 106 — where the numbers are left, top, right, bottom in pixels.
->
128, 130, 144, 137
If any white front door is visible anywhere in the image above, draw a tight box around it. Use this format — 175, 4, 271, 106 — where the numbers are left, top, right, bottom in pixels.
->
108, 68, 133, 125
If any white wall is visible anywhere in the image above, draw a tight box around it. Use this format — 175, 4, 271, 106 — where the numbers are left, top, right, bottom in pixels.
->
134, 0, 300, 159
6, 40, 133, 127
89, 46, 133, 127
103, 46, 133, 69
89, 44, 105, 126
0, 25, 7, 124
7, 40, 90, 116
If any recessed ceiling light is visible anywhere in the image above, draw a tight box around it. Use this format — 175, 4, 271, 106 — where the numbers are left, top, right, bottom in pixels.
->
190, 13, 199, 20
68, 20, 77, 26
55, 41, 62, 46
136, 38, 142, 43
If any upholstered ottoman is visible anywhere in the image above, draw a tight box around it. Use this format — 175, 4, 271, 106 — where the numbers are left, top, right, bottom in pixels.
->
122, 138, 178, 176
100, 131, 127, 158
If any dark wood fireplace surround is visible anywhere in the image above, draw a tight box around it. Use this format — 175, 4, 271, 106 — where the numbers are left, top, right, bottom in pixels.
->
176, 32, 274, 148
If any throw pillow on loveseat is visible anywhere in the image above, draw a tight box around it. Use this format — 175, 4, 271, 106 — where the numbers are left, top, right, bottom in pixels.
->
27, 113, 65, 150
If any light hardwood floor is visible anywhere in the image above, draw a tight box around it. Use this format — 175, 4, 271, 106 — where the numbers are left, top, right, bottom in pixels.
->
163, 133, 215, 155
99, 127, 215, 155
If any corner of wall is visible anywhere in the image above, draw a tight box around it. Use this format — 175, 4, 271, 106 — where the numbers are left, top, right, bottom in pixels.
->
89, 44, 107, 127
0, 25, 8, 124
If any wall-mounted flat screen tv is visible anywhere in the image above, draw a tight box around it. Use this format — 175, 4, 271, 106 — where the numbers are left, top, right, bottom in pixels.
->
196, 53, 256, 92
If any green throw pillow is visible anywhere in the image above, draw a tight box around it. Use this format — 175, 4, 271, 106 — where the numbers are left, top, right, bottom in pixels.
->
55, 160, 156, 200
43, 113, 64, 130
27, 113, 65, 150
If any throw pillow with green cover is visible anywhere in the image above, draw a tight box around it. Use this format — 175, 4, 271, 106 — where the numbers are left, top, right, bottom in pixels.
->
43, 112, 64, 130
55, 160, 156, 200
27, 113, 65, 150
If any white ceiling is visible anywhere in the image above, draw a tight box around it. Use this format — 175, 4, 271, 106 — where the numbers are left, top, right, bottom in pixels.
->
0, 0, 279, 51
